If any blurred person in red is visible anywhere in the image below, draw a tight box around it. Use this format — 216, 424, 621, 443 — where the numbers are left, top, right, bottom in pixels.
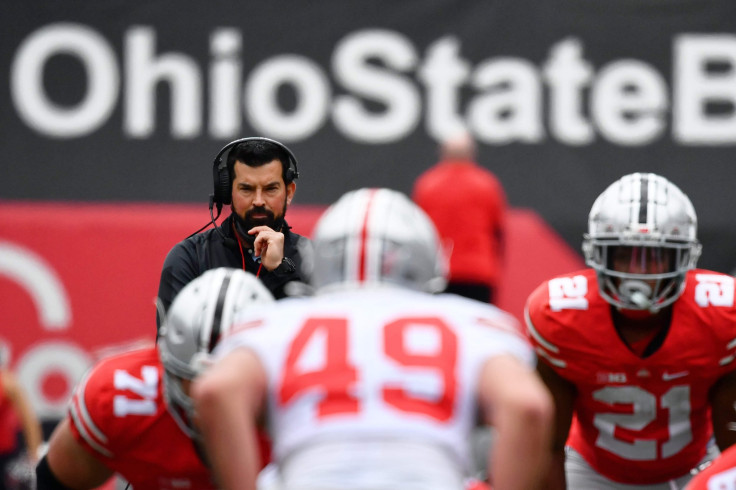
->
525, 173, 736, 489
412, 129, 506, 304
193, 188, 552, 490
36, 268, 273, 489
686, 444, 736, 490
0, 342, 41, 490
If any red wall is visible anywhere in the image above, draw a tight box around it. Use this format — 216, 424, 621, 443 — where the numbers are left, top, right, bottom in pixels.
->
0, 201, 583, 421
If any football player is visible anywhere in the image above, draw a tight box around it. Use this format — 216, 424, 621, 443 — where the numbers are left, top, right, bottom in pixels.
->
525, 173, 736, 488
36, 268, 273, 489
193, 188, 553, 490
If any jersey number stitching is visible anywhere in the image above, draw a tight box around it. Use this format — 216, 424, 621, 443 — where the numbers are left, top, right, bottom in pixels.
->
592, 385, 692, 460
279, 316, 458, 422
112, 365, 158, 417
694, 274, 735, 307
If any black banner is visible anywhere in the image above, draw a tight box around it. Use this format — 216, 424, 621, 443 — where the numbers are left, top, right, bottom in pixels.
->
3, 0, 736, 271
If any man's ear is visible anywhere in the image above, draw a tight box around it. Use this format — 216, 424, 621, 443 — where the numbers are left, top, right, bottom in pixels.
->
286, 181, 296, 205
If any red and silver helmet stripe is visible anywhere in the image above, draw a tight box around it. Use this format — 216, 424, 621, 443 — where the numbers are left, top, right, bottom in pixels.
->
312, 187, 447, 292
341, 188, 380, 285
207, 269, 233, 352
357, 189, 378, 283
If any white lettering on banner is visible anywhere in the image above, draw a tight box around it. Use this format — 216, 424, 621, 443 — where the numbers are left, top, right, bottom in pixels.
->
0, 242, 71, 329
418, 37, 471, 140
544, 38, 594, 145
16, 342, 92, 420
471, 55, 543, 144
209, 28, 243, 138
332, 29, 420, 143
247, 55, 331, 141
10, 23, 119, 138
125, 26, 202, 138
9, 24, 736, 145
592, 60, 668, 146
674, 34, 736, 144
0, 241, 90, 420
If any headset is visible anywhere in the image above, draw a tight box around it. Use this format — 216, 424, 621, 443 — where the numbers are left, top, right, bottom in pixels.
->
211, 136, 299, 211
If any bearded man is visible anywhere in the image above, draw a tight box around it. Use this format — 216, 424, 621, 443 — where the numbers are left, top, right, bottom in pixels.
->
156, 137, 311, 336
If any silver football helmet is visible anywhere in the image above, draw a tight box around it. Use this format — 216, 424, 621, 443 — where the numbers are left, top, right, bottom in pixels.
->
582, 173, 701, 312
157, 267, 274, 438
311, 188, 447, 293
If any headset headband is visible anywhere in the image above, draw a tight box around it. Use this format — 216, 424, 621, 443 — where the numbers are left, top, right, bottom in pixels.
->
213, 136, 298, 180
211, 136, 299, 209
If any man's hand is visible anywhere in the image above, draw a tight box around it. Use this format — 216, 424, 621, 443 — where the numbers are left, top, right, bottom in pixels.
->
249, 226, 285, 271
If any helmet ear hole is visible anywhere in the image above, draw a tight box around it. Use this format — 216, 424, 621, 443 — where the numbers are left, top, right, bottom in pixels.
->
212, 158, 232, 207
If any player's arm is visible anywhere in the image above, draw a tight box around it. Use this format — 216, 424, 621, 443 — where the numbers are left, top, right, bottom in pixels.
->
709, 368, 736, 450
192, 347, 267, 490
3, 370, 42, 461
478, 354, 554, 490
36, 418, 113, 489
535, 359, 576, 490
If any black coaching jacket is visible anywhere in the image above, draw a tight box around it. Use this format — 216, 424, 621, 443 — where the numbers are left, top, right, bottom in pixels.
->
156, 213, 312, 333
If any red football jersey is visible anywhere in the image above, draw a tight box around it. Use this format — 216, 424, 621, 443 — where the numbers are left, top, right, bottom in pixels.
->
67, 347, 216, 490
526, 268, 736, 484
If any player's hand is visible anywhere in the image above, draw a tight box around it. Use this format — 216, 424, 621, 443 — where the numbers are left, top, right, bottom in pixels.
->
249, 226, 285, 271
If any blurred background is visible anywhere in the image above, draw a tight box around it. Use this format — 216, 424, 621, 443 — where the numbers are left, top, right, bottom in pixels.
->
2, 0, 735, 441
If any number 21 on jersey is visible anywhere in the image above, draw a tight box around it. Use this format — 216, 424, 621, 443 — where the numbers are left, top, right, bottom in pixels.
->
279, 316, 458, 422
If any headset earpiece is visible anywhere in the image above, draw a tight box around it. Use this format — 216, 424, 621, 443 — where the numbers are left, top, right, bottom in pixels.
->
212, 156, 232, 208
211, 137, 298, 209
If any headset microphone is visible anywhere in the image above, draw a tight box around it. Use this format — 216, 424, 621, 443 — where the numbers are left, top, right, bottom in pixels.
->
208, 194, 238, 249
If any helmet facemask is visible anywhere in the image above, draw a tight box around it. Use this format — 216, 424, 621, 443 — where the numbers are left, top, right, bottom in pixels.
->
584, 239, 698, 311
161, 364, 199, 439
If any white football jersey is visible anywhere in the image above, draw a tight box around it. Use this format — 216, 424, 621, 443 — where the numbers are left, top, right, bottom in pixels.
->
216, 287, 533, 489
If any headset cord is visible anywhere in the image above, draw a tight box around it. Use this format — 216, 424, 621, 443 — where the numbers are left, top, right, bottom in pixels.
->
186, 195, 223, 239
234, 223, 263, 278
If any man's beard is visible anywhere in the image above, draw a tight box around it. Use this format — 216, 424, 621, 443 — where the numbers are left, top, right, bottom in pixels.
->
231, 200, 288, 245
